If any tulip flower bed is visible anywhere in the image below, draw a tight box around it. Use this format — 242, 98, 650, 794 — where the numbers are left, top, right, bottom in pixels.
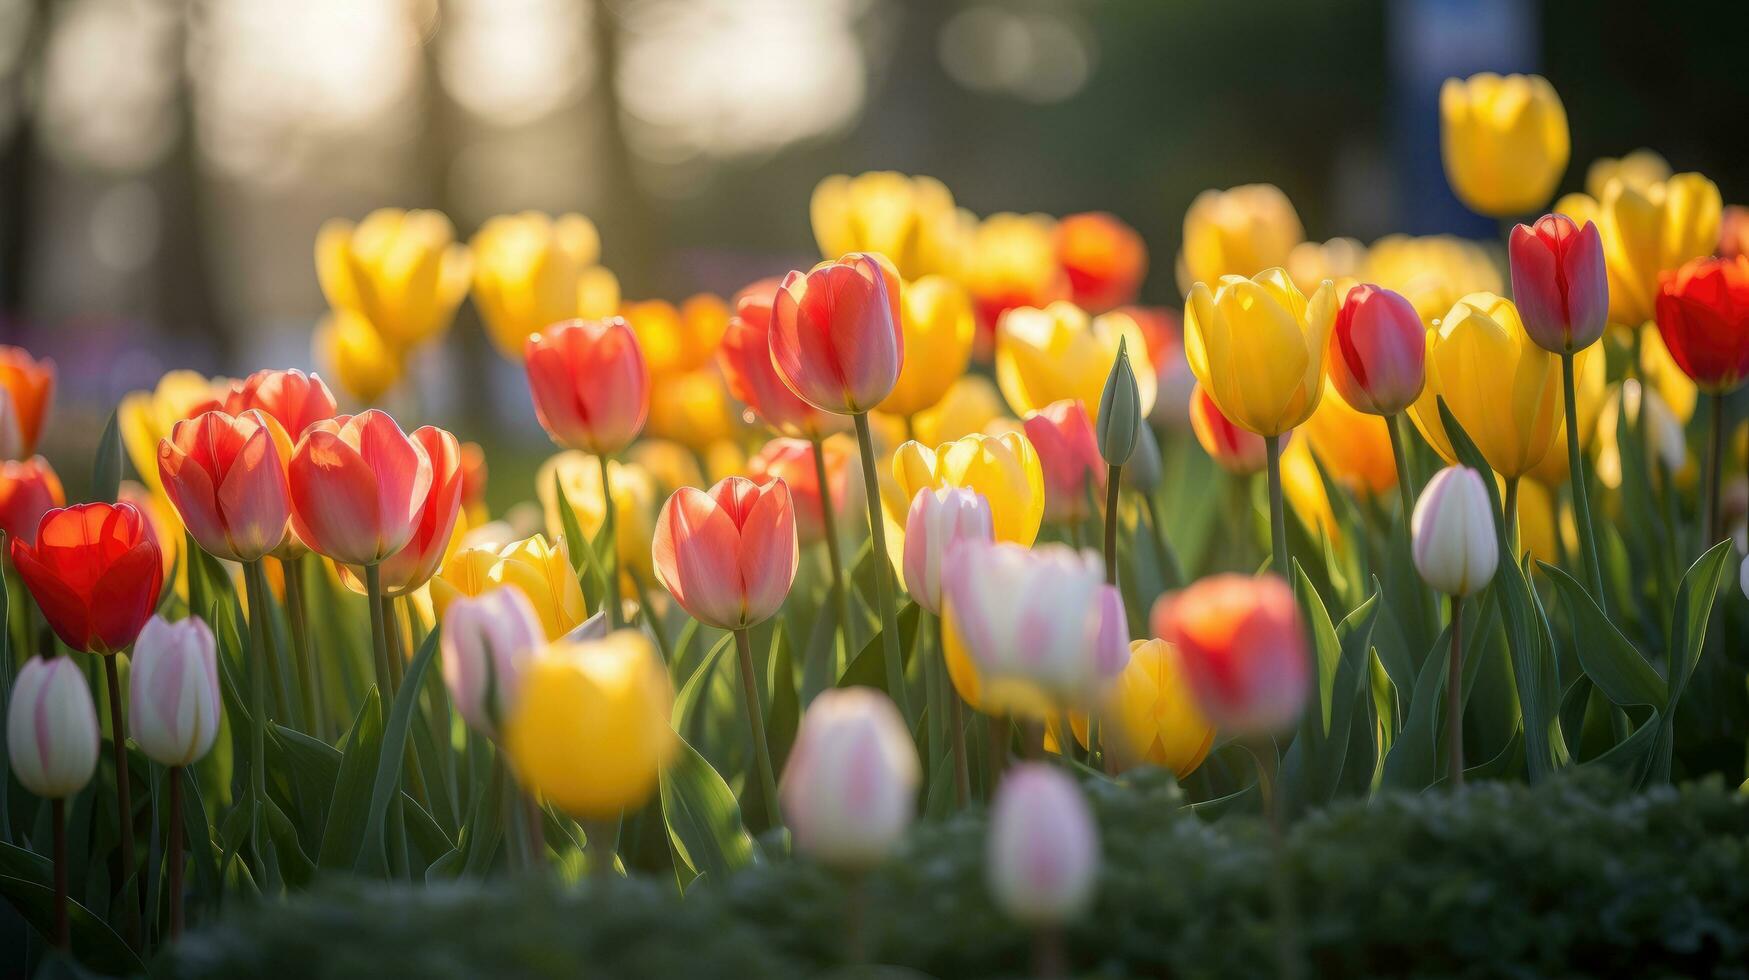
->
6, 68, 1749, 979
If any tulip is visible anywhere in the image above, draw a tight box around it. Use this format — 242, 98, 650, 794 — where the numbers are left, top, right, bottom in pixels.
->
626, 439, 705, 494
1184, 268, 1335, 439
316, 208, 472, 351
224, 368, 339, 443
1176, 184, 1305, 292
1054, 211, 1147, 312
810, 171, 970, 280
7, 655, 99, 799
503, 629, 676, 820
1599, 173, 1724, 329
440, 587, 543, 737
718, 278, 845, 439
1150, 573, 1308, 735
1064, 638, 1215, 777
888, 431, 1045, 551
128, 616, 221, 767
1439, 73, 1569, 217
1363, 234, 1503, 327
779, 687, 920, 868
1286, 237, 1366, 297
525, 317, 649, 456
339, 425, 464, 596
1327, 283, 1425, 417
1721, 205, 1749, 261
651, 476, 797, 631
0, 346, 54, 459
287, 410, 432, 567
1586, 148, 1671, 199
964, 212, 1070, 336
1024, 399, 1106, 524
1123, 423, 1163, 494
10, 502, 163, 655
1281, 436, 1340, 547
1639, 325, 1698, 423
157, 409, 292, 563
315, 309, 402, 404
470, 211, 620, 358
912, 375, 1006, 446
995, 302, 1156, 426
1412, 467, 1498, 597
1097, 338, 1141, 469
748, 436, 861, 546
986, 763, 1098, 927
120, 370, 230, 496
876, 274, 975, 419
941, 540, 1128, 718
0, 456, 65, 545
432, 533, 589, 642
622, 294, 730, 378
537, 451, 657, 593
459, 441, 489, 523
1510, 214, 1609, 354
902, 487, 994, 616
769, 253, 904, 415
1300, 383, 1397, 499
1656, 255, 1749, 540
646, 367, 743, 454
1189, 383, 1268, 476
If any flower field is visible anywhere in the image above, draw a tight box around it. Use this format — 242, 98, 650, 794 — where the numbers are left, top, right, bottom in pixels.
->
3, 63, 1749, 979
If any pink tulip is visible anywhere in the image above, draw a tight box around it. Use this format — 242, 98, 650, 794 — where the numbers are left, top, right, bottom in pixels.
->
902, 486, 993, 615
1509, 213, 1609, 354
1023, 399, 1107, 523
225, 368, 339, 443
779, 687, 919, 869
769, 253, 904, 415
1150, 573, 1308, 735
7, 655, 99, 800
287, 410, 433, 567
128, 616, 221, 768
372, 426, 464, 595
1327, 284, 1427, 415
525, 317, 649, 454
158, 409, 292, 562
986, 763, 1098, 925
652, 476, 799, 629
440, 587, 543, 737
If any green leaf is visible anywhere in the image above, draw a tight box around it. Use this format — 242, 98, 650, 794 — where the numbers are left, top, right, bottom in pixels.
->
0, 845, 142, 974
836, 602, 920, 691
1380, 622, 1453, 791
1666, 540, 1734, 709
672, 632, 734, 735
91, 408, 121, 503
765, 626, 799, 775
1282, 575, 1380, 814
659, 734, 757, 886
317, 690, 385, 869
553, 471, 591, 580
1539, 561, 1666, 711
356, 629, 442, 874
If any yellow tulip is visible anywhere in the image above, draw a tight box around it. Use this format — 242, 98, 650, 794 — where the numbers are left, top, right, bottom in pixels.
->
1363, 234, 1503, 327
964, 212, 1067, 326
1516, 477, 1575, 566
704, 440, 747, 485
1554, 191, 1601, 233
1302, 381, 1397, 498
996, 301, 1156, 424
119, 370, 233, 496
625, 439, 706, 494
1585, 149, 1671, 200
809, 171, 971, 280
1286, 237, 1366, 298
646, 367, 743, 453
1526, 345, 1607, 487
314, 309, 402, 405
887, 431, 1045, 550
1439, 73, 1569, 217
1410, 292, 1583, 480
1595, 173, 1723, 328
536, 451, 657, 593
1281, 436, 1339, 546
470, 211, 620, 359
430, 533, 588, 641
911, 375, 1006, 447
1175, 184, 1305, 293
1057, 639, 1215, 778
1184, 268, 1335, 437
504, 629, 676, 820
1638, 325, 1698, 423
315, 208, 472, 351
622, 295, 730, 377
876, 275, 975, 418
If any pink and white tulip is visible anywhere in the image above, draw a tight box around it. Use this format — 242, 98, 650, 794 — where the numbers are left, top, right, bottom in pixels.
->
986, 763, 1099, 925
7, 656, 100, 799
1411, 466, 1499, 597
440, 587, 544, 737
902, 487, 994, 615
779, 687, 920, 869
128, 615, 222, 768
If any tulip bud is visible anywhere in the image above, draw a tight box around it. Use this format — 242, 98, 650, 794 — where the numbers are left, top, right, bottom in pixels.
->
1121, 423, 1162, 494
1510, 214, 1609, 354
441, 588, 544, 737
0, 456, 66, 545
652, 477, 799, 631
779, 687, 920, 869
902, 487, 994, 615
0, 345, 55, 460
1151, 573, 1308, 735
7, 656, 100, 799
1097, 337, 1141, 465
1411, 466, 1499, 597
1655, 255, 1749, 394
128, 616, 222, 767
1326, 284, 1426, 416
986, 763, 1098, 926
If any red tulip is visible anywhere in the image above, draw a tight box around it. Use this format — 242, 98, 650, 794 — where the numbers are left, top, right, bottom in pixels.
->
10, 502, 164, 654
287, 410, 433, 566
0, 346, 54, 459
1189, 384, 1269, 475
1150, 573, 1308, 735
652, 476, 798, 630
1054, 212, 1148, 313
0, 456, 65, 546
1326, 284, 1426, 415
1509, 214, 1609, 354
770, 253, 904, 415
1655, 255, 1749, 394
1022, 399, 1106, 523
524, 317, 649, 455
225, 368, 339, 443
747, 436, 859, 545
158, 409, 292, 562
718, 278, 843, 438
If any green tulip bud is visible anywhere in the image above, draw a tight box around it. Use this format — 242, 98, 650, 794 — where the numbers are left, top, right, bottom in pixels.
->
1121, 423, 1161, 493
1097, 337, 1141, 466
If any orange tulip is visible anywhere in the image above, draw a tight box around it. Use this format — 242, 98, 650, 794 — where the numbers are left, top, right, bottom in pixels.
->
0, 456, 65, 546
1054, 212, 1148, 313
1022, 399, 1106, 523
224, 368, 339, 443
0, 346, 54, 459
157, 410, 292, 563
1189, 383, 1268, 475
1301, 381, 1398, 498
524, 318, 649, 455
770, 254, 904, 415
747, 436, 860, 545
652, 476, 798, 630
1151, 573, 1309, 735
622, 294, 730, 377
287, 410, 433, 567
718, 278, 845, 439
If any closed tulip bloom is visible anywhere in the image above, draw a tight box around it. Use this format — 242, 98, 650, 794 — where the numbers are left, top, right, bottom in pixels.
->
996, 302, 1156, 426
120, 370, 230, 496
1095, 639, 1215, 777
1510, 214, 1609, 353
652, 476, 798, 630
1412, 467, 1499, 596
889, 431, 1045, 548
7, 656, 100, 799
1176, 184, 1305, 292
902, 487, 994, 615
470, 211, 620, 359
748, 436, 861, 546
525, 318, 650, 455
941, 540, 1129, 717
986, 764, 1099, 926
1024, 399, 1106, 524
718, 278, 845, 439
1055, 211, 1147, 312
1410, 292, 1581, 479
1327, 283, 1426, 415
314, 309, 402, 405
440, 587, 544, 737
0, 346, 54, 459
779, 687, 920, 869
1586, 149, 1671, 199
1363, 235, 1504, 327
810, 171, 970, 280
1439, 73, 1569, 217
1097, 338, 1142, 466
128, 616, 221, 767
316, 208, 472, 351
503, 630, 676, 819
621, 294, 730, 378
0, 456, 65, 545
964, 212, 1071, 335
225, 368, 339, 443
877, 275, 975, 418
1185, 268, 1336, 437
1301, 381, 1398, 498
770, 253, 905, 415
431, 533, 589, 641
158, 409, 291, 563
1151, 573, 1308, 734
1189, 384, 1269, 476
349, 426, 464, 595
537, 451, 658, 588
1654, 256, 1749, 393
287, 410, 433, 566
11, 503, 163, 654
1562, 173, 1722, 328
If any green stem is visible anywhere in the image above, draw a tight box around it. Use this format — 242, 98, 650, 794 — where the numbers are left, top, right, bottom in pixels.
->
811, 433, 854, 674
169, 766, 184, 940
1264, 433, 1288, 577
1102, 464, 1121, 586
102, 652, 142, 948
52, 798, 68, 950
1387, 412, 1417, 517
734, 627, 783, 830
1704, 392, 1724, 551
1562, 350, 1606, 609
243, 561, 271, 891
365, 563, 392, 697
283, 556, 323, 738
1503, 476, 1521, 561
597, 453, 623, 629
1446, 594, 1465, 788
852, 412, 909, 716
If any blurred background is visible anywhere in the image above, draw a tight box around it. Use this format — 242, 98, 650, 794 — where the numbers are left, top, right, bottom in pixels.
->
2, 0, 1747, 490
